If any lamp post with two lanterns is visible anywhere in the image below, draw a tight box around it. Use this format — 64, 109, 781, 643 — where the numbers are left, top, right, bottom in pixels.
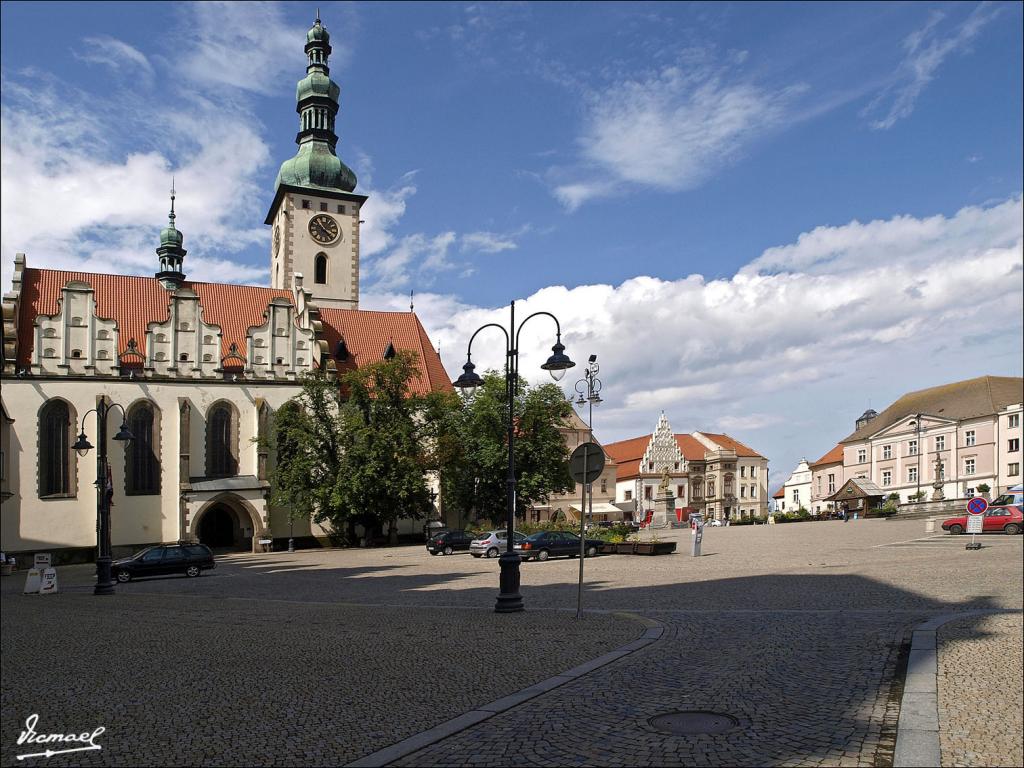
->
573, 355, 603, 531
72, 397, 134, 596
452, 300, 575, 613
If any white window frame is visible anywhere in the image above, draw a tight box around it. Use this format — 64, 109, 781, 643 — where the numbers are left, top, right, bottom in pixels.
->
857, 449, 867, 464
882, 445, 892, 459
908, 466, 918, 483
881, 470, 892, 487
1009, 414, 1020, 429
964, 458, 975, 475
908, 440, 918, 456
1009, 438, 1020, 453
965, 430, 976, 447
935, 435, 945, 451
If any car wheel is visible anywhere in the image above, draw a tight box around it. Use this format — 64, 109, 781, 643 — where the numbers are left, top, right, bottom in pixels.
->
537, 550, 550, 562
115, 569, 132, 583
429, 551, 439, 556
586, 546, 598, 557
471, 553, 481, 558
949, 524, 964, 535
487, 548, 498, 558
444, 546, 453, 556
1004, 523, 1021, 535
185, 565, 201, 578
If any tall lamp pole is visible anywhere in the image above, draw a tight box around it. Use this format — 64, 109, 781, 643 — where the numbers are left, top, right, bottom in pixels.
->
573, 355, 602, 619
908, 413, 923, 501
73, 397, 134, 596
453, 300, 575, 613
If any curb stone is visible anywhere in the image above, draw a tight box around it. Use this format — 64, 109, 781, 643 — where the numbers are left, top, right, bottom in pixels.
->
345, 613, 664, 768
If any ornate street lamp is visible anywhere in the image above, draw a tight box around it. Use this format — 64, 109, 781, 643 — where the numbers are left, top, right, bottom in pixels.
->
452, 300, 574, 612
572, 354, 603, 618
72, 397, 134, 596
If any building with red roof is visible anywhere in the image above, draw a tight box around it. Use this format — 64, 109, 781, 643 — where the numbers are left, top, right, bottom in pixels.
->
603, 413, 769, 523
0, 15, 450, 560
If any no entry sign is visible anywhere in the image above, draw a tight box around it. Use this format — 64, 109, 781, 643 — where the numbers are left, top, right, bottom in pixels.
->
966, 497, 988, 516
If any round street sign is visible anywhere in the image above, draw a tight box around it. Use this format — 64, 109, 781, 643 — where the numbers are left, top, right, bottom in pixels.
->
966, 497, 989, 516
569, 442, 605, 484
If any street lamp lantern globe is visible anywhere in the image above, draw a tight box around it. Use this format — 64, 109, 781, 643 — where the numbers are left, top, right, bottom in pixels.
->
453, 359, 484, 395
73, 431, 93, 454
575, 393, 586, 406
540, 340, 574, 381
113, 422, 135, 442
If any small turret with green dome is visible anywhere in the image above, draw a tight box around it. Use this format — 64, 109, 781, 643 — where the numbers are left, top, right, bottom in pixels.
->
274, 11, 357, 193
155, 181, 187, 290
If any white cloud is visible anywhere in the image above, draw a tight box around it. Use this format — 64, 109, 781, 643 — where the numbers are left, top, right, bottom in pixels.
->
552, 58, 805, 210
460, 231, 518, 254
175, 2, 312, 95
864, 3, 1001, 130
76, 36, 154, 78
391, 195, 1021, 480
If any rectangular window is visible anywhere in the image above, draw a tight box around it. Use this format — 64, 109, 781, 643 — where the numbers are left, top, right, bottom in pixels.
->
935, 435, 945, 452
751, 487, 757, 499
857, 449, 867, 464
793, 489, 800, 503
1009, 438, 1020, 453
301, 199, 310, 209
965, 458, 975, 475
827, 474, 835, 493
320, 202, 328, 211
908, 440, 918, 456
965, 430, 976, 447
965, 487, 974, 497
750, 467, 757, 478
740, 486, 746, 498
1009, 463, 1020, 476
882, 470, 892, 486
601, 479, 607, 493
882, 445, 892, 459
677, 485, 684, 498
644, 486, 652, 500
740, 466, 746, 478
337, 204, 345, 214
908, 466, 918, 483
1010, 414, 1020, 428
624, 490, 632, 501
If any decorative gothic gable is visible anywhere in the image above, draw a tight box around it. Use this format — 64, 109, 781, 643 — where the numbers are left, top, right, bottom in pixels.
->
144, 287, 222, 377
244, 297, 315, 379
642, 412, 685, 473
33, 280, 118, 376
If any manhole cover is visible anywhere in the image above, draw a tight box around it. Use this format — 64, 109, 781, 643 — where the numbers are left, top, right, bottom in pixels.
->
648, 710, 738, 735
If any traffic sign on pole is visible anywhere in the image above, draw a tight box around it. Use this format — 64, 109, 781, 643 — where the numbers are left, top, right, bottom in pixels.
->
569, 442, 605, 484
966, 497, 988, 516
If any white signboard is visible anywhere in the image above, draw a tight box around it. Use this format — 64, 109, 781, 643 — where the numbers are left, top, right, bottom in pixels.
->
33, 553, 52, 569
23, 568, 42, 594
966, 514, 984, 534
39, 568, 59, 595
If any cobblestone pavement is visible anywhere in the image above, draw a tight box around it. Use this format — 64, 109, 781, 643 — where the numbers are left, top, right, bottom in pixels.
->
937, 613, 1024, 767
1, 519, 1020, 766
1, 595, 640, 767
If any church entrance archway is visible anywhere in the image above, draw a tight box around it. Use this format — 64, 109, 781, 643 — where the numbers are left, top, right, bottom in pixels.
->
196, 503, 245, 551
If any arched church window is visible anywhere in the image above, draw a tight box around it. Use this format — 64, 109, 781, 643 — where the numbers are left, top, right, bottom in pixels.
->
315, 253, 328, 284
39, 400, 73, 497
126, 402, 160, 495
206, 402, 238, 478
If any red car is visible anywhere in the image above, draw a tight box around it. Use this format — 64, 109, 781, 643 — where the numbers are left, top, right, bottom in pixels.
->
942, 491, 1023, 535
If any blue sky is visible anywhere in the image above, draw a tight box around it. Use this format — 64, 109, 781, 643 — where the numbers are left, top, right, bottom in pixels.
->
2, 1, 1022, 490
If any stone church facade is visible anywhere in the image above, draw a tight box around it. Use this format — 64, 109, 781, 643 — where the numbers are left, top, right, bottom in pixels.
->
0, 15, 450, 560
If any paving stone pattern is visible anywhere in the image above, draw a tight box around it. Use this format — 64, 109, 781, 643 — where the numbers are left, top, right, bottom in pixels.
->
0, 595, 640, 767
937, 613, 1024, 767
1, 519, 1021, 767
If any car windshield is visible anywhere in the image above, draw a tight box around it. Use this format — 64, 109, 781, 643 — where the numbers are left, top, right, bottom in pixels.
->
990, 494, 1021, 506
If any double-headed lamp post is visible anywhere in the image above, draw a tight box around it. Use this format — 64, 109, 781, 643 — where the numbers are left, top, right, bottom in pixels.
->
452, 300, 575, 613
72, 397, 134, 596
574, 355, 603, 526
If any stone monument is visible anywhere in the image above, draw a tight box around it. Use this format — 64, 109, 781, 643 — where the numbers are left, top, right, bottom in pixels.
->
651, 467, 674, 528
931, 456, 945, 501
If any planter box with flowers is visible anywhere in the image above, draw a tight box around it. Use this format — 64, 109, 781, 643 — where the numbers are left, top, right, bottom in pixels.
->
611, 537, 676, 555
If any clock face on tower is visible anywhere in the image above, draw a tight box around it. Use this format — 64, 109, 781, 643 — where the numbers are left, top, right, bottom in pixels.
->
308, 213, 341, 245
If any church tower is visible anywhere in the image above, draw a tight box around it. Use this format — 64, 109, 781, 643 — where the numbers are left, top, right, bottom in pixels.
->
265, 12, 366, 309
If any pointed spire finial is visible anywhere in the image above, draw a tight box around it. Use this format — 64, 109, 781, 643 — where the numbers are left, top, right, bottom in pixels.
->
168, 177, 177, 224
316, 7, 321, 23
410, 290, 414, 313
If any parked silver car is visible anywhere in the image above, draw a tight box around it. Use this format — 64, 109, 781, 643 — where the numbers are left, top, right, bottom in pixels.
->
470, 530, 526, 558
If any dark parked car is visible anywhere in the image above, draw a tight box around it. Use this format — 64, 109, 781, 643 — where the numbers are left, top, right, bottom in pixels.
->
112, 543, 215, 582
514, 531, 604, 561
426, 530, 475, 556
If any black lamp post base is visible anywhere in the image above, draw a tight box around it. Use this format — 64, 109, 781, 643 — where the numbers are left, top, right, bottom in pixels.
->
494, 551, 524, 613
94, 558, 116, 595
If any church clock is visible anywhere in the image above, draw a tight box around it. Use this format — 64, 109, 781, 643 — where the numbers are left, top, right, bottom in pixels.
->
308, 214, 340, 245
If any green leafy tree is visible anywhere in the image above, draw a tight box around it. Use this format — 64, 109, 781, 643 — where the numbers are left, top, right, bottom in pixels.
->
438, 371, 573, 527
270, 350, 434, 545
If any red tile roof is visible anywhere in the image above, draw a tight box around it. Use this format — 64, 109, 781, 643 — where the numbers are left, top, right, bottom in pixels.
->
773, 487, 785, 499
317, 307, 451, 395
675, 434, 707, 460
698, 432, 765, 459
16, 269, 451, 391
810, 443, 844, 468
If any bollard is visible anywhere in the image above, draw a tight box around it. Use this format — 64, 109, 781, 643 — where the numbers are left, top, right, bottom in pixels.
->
925, 517, 936, 534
